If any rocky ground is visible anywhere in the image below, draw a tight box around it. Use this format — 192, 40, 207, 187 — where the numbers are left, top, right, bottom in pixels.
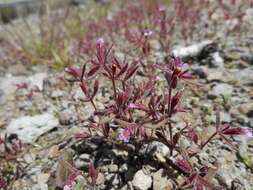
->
0, 1, 253, 190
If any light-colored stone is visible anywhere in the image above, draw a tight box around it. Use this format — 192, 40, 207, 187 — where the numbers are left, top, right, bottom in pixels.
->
36, 173, 50, 184
6, 113, 59, 143
153, 169, 173, 190
132, 170, 152, 190
238, 103, 253, 117
172, 40, 212, 58
211, 52, 224, 68
28, 73, 47, 91
210, 83, 233, 97
234, 66, 253, 85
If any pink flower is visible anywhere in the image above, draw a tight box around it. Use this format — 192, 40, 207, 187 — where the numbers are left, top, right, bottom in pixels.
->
143, 29, 153, 37
158, 6, 166, 12
96, 38, 105, 48
119, 128, 131, 142
222, 128, 253, 137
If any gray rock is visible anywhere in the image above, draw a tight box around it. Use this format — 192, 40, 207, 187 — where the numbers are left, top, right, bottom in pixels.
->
132, 170, 152, 190
234, 66, 253, 85
153, 169, 173, 190
6, 113, 59, 143
210, 83, 233, 98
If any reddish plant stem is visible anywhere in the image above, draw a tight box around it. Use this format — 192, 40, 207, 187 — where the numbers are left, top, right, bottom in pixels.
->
200, 132, 217, 150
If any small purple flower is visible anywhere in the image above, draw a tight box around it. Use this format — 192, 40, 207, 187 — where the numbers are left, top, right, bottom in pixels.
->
96, 38, 105, 48
143, 29, 153, 37
158, 6, 166, 12
119, 128, 131, 142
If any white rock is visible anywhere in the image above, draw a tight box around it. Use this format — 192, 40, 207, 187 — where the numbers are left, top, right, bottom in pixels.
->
211, 52, 224, 68
153, 169, 173, 190
172, 40, 212, 58
6, 113, 59, 143
210, 83, 233, 97
132, 170, 152, 190
28, 73, 47, 91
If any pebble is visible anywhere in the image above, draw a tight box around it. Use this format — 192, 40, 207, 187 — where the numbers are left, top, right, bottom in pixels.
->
234, 66, 253, 85
210, 83, 233, 98
210, 52, 224, 68
238, 103, 253, 117
108, 164, 118, 173
96, 173, 105, 185
153, 169, 173, 190
132, 170, 152, 190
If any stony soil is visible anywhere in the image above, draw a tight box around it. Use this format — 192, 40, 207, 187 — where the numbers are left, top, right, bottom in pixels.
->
0, 1, 253, 190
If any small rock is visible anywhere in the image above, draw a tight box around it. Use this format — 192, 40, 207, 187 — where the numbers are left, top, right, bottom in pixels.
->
108, 164, 118, 173
153, 169, 173, 190
119, 164, 128, 173
75, 158, 88, 170
36, 173, 50, 184
238, 103, 253, 117
234, 66, 253, 85
79, 153, 91, 161
206, 70, 224, 81
57, 110, 72, 125
96, 173, 105, 185
210, 52, 224, 68
240, 52, 253, 65
23, 153, 36, 164
209, 83, 233, 98
6, 113, 59, 143
132, 170, 152, 190
51, 90, 64, 99
28, 73, 47, 91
